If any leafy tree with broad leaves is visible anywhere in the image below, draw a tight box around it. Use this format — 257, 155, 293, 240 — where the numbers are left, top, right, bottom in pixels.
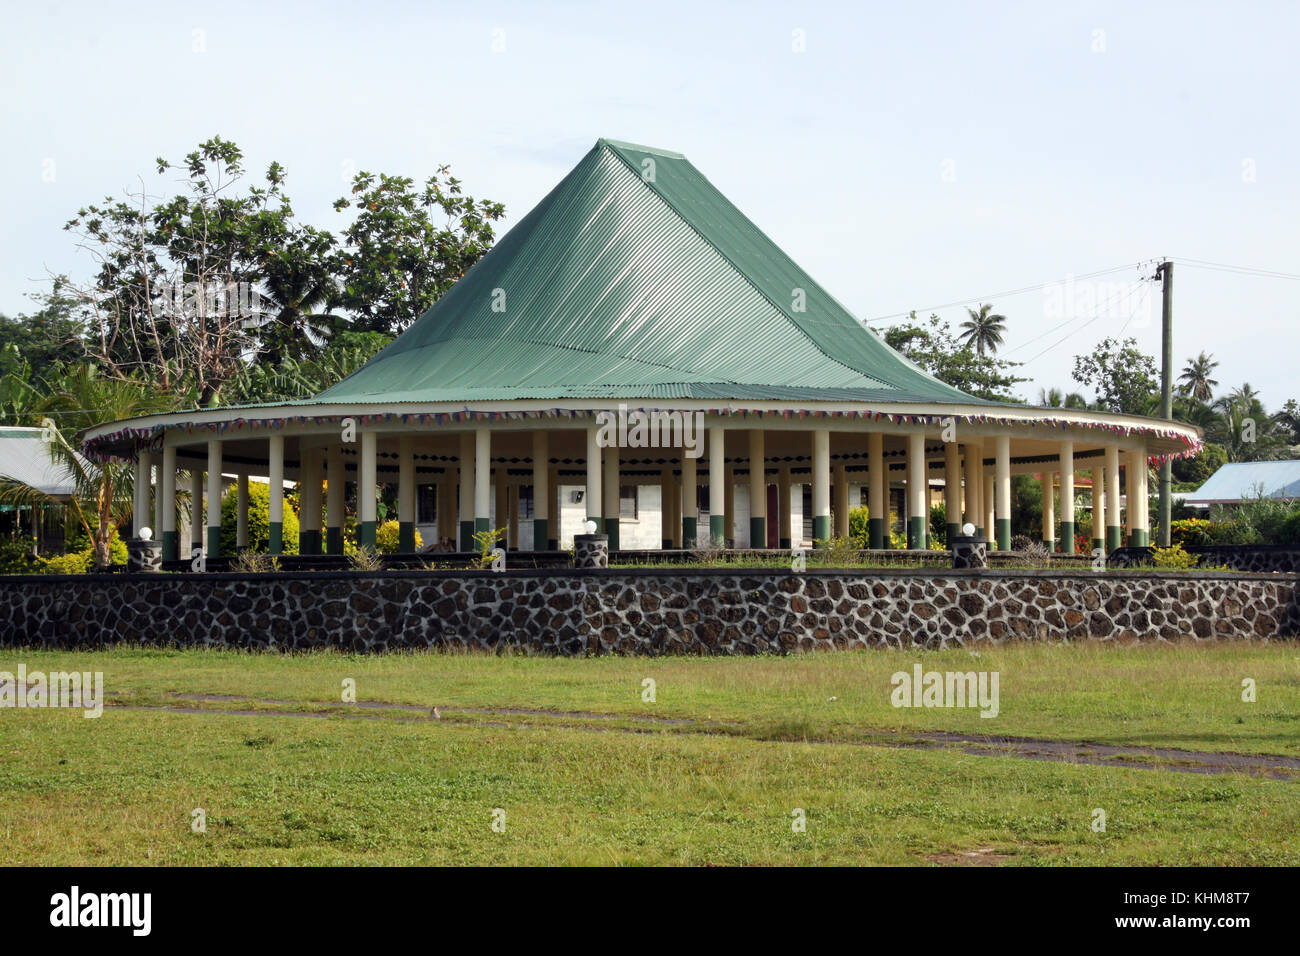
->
877, 313, 1026, 402
332, 167, 505, 335
1071, 337, 1158, 416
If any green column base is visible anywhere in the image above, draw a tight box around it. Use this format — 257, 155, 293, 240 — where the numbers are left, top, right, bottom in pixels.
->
460, 520, 474, 552
750, 516, 767, 550
683, 516, 698, 549
206, 526, 221, 558
161, 530, 178, 563
299, 529, 321, 555
995, 518, 1011, 552
360, 520, 377, 550
779, 536, 791, 549
1128, 530, 1149, 548
1106, 526, 1122, 553
474, 517, 490, 535
973, 525, 984, 539
398, 521, 415, 553
946, 522, 960, 545
605, 518, 620, 551
1093, 538, 1104, 553
586, 515, 603, 534
709, 514, 725, 548
907, 515, 926, 550
812, 514, 832, 547
326, 527, 343, 555
868, 517, 885, 550
533, 518, 549, 552
1042, 538, 1054, 552
1059, 521, 1075, 554
269, 521, 283, 556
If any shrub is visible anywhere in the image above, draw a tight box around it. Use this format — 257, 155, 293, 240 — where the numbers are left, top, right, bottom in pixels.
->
41, 550, 96, 574
0, 539, 41, 574
1170, 517, 1213, 548
220, 481, 300, 555
1010, 533, 1035, 552
929, 503, 947, 546
847, 506, 870, 544
375, 519, 421, 554
64, 525, 129, 565
1151, 543, 1197, 569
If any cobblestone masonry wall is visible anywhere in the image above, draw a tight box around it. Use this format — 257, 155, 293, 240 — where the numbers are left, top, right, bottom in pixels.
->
2, 570, 1297, 654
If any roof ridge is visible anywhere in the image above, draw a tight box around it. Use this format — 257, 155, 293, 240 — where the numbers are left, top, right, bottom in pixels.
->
598, 141, 897, 394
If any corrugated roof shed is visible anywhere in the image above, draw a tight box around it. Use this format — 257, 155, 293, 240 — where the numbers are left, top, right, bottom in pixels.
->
317, 138, 982, 406
0, 427, 78, 498
1185, 460, 1300, 505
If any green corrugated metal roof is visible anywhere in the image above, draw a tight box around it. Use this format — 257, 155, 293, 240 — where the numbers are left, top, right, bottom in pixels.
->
316, 138, 985, 406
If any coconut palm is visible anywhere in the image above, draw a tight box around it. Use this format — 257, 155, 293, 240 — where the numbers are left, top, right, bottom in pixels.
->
1038, 386, 1090, 409
1177, 351, 1219, 401
959, 304, 1007, 357
0, 366, 175, 567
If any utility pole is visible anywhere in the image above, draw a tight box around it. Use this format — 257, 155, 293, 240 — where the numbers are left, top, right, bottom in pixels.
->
1156, 260, 1173, 547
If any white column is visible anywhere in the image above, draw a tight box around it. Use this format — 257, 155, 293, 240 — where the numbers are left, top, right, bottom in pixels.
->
532, 431, 549, 550
267, 435, 284, 552
359, 430, 377, 547
994, 434, 1011, 550
867, 432, 885, 549
708, 426, 726, 545
206, 440, 222, 555
813, 428, 831, 546
1091, 465, 1105, 551
161, 446, 177, 559
398, 436, 415, 541
326, 445, 345, 552
907, 432, 926, 549
1105, 444, 1122, 551
1059, 439, 1075, 553
152, 458, 165, 540
586, 426, 603, 530
943, 439, 961, 540
135, 450, 152, 537
963, 440, 983, 535
1041, 471, 1055, 547
681, 449, 698, 547
190, 465, 204, 552
749, 429, 766, 547
459, 432, 475, 548
475, 428, 491, 530
776, 466, 791, 548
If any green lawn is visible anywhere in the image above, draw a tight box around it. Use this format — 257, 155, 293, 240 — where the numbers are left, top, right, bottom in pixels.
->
2, 642, 1297, 865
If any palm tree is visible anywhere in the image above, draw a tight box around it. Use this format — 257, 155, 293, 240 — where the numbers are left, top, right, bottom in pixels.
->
1038, 386, 1089, 409
0, 366, 175, 567
253, 225, 342, 365
959, 304, 1007, 357
1177, 351, 1219, 401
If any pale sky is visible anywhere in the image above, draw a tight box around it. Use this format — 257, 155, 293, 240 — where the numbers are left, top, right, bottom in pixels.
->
2, 0, 1297, 408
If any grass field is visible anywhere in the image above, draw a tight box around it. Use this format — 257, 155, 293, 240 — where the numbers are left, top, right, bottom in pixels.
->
2, 641, 1298, 865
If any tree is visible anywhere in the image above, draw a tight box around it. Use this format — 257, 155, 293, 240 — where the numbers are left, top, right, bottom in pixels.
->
1071, 337, 1158, 415
0, 366, 174, 567
253, 223, 341, 365
332, 166, 505, 335
878, 313, 1026, 402
1178, 351, 1219, 401
958, 303, 1007, 357
1209, 384, 1287, 462
218, 330, 392, 405
52, 137, 302, 404
0, 298, 84, 369
1172, 443, 1228, 486
1038, 386, 1089, 409
1274, 399, 1300, 446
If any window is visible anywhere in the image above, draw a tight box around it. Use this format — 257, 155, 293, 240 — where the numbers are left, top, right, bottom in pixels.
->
519, 485, 535, 520
619, 485, 638, 520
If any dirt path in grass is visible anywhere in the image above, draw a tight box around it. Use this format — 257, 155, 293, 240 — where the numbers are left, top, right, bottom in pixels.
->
101, 691, 1300, 781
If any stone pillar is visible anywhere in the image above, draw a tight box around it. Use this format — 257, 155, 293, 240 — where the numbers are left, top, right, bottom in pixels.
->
1105, 445, 1122, 553
943, 440, 961, 544
950, 535, 988, 570
326, 445, 345, 554
1059, 440, 1075, 553
190, 466, 204, 556
682, 451, 698, 548
907, 432, 926, 550
1091, 466, 1106, 554
267, 436, 284, 555
994, 434, 1011, 552
708, 426, 726, 547
398, 436, 415, 552
585, 425, 603, 534
161, 447, 177, 562
573, 533, 608, 569
833, 463, 849, 539
236, 473, 250, 551
603, 445, 620, 550
475, 428, 491, 539
964, 441, 983, 537
867, 432, 885, 549
1041, 470, 1055, 551
299, 448, 322, 555
206, 440, 222, 557
813, 428, 831, 547
747, 430, 766, 548
777, 466, 791, 550
532, 431, 549, 551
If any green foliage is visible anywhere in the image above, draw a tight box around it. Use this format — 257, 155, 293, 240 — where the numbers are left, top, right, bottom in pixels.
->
877, 313, 1026, 402
63, 523, 129, 564
220, 481, 300, 555
332, 167, 505, 335
375, 519, 421, 554
1072, 337, 1158, 415
1172, 443, 1227, 486
1170, 518, 1213, 548
1151, 544, 1197, 569
847, 506, 870, 543
219, 331, 393, 405
0, 539, 40, 574
958, 303, 1006, 357
1206, 493, 1300, 545
473, 527, 505, 569
929, 503, 947, 546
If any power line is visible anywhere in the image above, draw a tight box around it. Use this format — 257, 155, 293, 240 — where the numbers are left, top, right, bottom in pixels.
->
1017, 279, 1151, 366
863, 262, 1145, 323
1172, 257, 1300, 281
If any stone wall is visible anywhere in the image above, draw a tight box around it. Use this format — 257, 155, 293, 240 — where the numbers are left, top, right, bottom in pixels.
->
2, 568, 1297, 654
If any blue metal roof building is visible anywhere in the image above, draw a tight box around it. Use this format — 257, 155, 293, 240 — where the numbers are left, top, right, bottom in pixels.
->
1185, 460, 1300, 506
